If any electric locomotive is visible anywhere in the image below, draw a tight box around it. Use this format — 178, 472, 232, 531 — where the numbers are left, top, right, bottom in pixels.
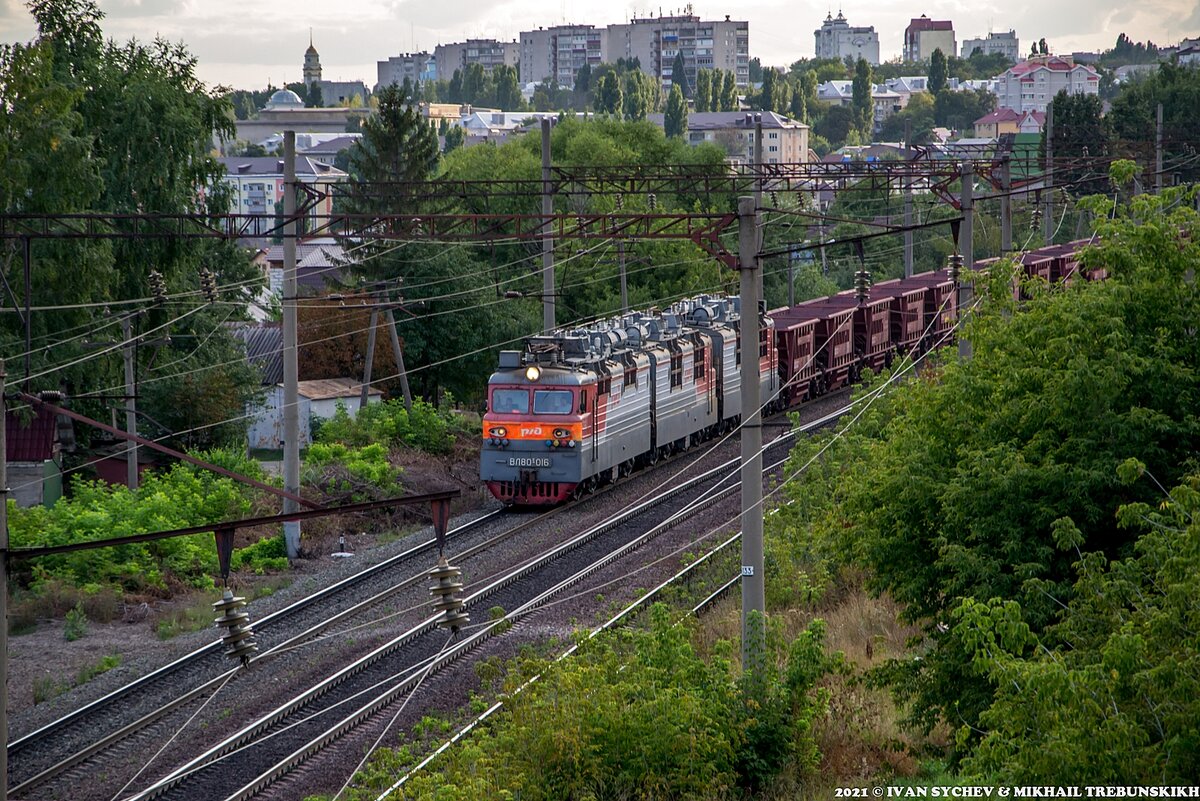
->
481, 295, 779, 505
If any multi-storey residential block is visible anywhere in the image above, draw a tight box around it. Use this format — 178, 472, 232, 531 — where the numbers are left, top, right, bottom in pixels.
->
814, 11, 880, 66
519, 25, 607, 86
648, 111, 808, 163
216, 156, 345, 221
376, 52, 436, 91
961, 30, 1019, 61
608, 13, 750, 90
904, 15, 955, 63
994, 54, 1099, 112
433, 39, 519, 80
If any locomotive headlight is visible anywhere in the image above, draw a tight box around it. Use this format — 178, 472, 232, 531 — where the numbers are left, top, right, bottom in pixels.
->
525, 365, 541, 382
553, 428, 570, 439
489, 426, 507, 438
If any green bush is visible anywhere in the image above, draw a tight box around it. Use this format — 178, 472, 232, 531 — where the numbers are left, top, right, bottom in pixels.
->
316, 397, 459, 455
231, 536, 289, 573
304, 442, 402, 498
349, 604, 837, 800
8, 460, 258, 594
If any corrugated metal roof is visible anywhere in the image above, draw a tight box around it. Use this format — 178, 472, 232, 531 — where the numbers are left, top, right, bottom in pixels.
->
229, 322, 283, 385
290, 378, 383, 400
6, 408, 57, 462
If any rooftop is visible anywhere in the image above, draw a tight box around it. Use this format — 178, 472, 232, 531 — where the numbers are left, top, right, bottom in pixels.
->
218, 156, 347, 178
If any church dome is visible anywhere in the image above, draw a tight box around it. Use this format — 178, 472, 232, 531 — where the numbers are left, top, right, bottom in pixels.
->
265, 88, 305, 110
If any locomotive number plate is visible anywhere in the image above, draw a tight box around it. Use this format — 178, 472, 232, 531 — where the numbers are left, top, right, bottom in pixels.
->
507, 456, 551, 468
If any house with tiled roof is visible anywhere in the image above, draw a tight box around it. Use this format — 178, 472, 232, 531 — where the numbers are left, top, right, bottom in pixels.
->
994, 54, 1099, 112
974, 108, 1045, 138
647, 111, 810, 164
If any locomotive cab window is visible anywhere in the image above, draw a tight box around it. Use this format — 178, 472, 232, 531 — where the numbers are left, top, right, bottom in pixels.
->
491, 389, 529, 414
533, 390, 574, 415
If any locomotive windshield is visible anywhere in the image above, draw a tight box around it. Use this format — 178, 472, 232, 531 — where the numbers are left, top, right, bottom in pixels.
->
491, 389, 529, 414
533, 390, 574, 415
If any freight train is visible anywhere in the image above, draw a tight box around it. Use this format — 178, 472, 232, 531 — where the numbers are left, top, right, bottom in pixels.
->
480, 240, 1098, 505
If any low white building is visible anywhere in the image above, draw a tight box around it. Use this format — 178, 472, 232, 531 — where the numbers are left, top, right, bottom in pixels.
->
248, 378, 382, 450
961, 30, 1019, 61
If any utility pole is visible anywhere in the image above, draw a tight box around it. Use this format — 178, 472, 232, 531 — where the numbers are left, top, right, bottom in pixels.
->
959, 162, 974, 361
282, 131, 301, 560
384, 307, 414, 411
1000, 154, 1013, 254
1044, 103, 1054, 246
737, 195, 765, 680
904, 119, 914, 278
540, 118, 555, 334
121, 317, 139, 489
1155, 103, 1164, 195
360, 305, 379, 409
754, 117, 764, 299
617, 240, 628, 312
1, 359, 8, 801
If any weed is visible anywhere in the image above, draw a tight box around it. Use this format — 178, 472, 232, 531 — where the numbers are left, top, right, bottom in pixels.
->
32, 676, 68, 705
76, 654, 121, 685
156, 597, 218, 640
63, 603, 88, 642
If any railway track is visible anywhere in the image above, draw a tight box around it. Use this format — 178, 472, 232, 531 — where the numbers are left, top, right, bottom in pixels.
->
113, 399, 853, 801
12, 378, 855, 801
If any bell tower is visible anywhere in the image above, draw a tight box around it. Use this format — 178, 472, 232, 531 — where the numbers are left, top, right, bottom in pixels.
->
303, 30, 321, 83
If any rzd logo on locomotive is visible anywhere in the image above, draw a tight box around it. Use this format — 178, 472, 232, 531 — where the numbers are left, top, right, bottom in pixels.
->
520, 426, 543, 437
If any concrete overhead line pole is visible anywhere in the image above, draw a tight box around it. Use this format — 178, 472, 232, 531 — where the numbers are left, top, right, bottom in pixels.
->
754, 117, 766, 300
904, 119, 914, 278
1000, 154, 1013, 254
1155, 103, 1164, 195
959, 162, 974, 362
282, 131, 301, 560
1044, 103, 1054, 246
121, 316, 139, 489
737, 195, 766, 681
1, 359, 8, 801
541, 118, 555, 334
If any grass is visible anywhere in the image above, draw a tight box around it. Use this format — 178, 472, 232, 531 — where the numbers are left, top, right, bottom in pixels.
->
33, 653, 122, 705
156, 595, 220, 640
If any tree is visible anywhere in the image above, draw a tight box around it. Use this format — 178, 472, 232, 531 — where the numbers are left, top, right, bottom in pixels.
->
851, 57, 873, 134
879, 89, 936, 143
1039, 38, 1048, 55
694, 68, 711, 112
1043, 90, 1110, 195
758, 67, 778, 111
307, 81, 324, 108
928, 48, 948, 93
721, 69, 737, 111
574, 63, 591, 98
2, 0, 260, 445
664, 84, 688, 139
778, 185, 1200, 763
748, 56, 763, 83
344, 83, 439, 213
593, 71, 622, 116
933, 87, 996, 133
671, 51, 690, 98
812, 104, 855, 146
621, 69, 657, 120
460, 62, 490, 105
494, 64, 522, 110
1109, 63, 1200, 182
447, 68, 463, 103
443, 124, 465, 154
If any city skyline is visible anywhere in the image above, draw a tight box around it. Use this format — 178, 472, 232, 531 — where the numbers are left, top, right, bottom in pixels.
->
1, 0, 1196, 90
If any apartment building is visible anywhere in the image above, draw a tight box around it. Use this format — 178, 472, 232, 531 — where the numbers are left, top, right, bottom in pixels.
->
376, 52, 437, 91
994, 54, 1099, 112
814, 11, 880, 66
904, 15, 955, 62
607, 13, 750, 90
648, 111, 808, 164
961, 30, 1019, 61
519, 25, 607, 86
433, 39, 519, 80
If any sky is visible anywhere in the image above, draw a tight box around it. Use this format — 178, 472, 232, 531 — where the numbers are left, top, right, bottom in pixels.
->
2, 0, 1198, 90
